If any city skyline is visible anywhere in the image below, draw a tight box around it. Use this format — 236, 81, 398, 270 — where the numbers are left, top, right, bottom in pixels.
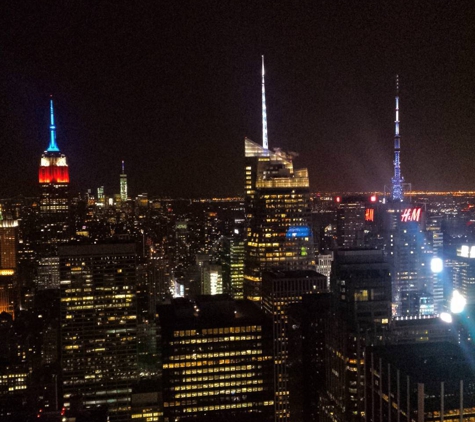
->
0, 2, 474, 198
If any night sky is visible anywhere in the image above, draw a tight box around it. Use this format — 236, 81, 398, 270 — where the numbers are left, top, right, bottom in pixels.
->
0, 1, 474, 198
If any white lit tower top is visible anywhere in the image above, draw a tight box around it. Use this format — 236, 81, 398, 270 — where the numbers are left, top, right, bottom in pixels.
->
120, 160, 127, 202
391, 75, 404, 201
261, 55, 269, 152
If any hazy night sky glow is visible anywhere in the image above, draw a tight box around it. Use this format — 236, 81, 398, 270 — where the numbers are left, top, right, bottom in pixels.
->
0, 1, 474, 197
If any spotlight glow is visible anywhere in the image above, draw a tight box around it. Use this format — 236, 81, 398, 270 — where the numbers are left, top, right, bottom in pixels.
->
440, 312, 453, 323
450, 290, 466, 314
431, 257, 443, 273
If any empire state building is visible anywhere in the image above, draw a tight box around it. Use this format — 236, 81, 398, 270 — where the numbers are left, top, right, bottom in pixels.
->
39, 98, 70, 243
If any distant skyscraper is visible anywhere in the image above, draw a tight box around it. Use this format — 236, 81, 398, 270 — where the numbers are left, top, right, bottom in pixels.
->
120, 160, 127, 202
201, 264, 223, 295
222, 233, 245, 299
391, 75, 404, 202
97, 185, 105, 207
38, 98, 70, 242
336, 199, 366, 249
316, 252, 333, 289
35, 256, 60, 290
244, 59, 315, 301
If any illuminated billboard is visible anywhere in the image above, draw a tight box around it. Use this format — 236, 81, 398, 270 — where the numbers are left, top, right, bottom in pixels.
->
286, 226, 311, 238
400, 208, 422, 223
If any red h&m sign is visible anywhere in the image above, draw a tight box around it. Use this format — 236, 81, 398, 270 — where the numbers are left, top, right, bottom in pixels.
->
400, 208, 422, 223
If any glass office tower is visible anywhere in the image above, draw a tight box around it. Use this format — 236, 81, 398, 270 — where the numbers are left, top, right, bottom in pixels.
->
244, 137, 315, 302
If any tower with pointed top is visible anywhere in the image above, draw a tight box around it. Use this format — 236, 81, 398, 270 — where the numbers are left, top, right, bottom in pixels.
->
391, 75, 404, 201
244, 60, 316, 422
120, 160, 127, 203
244, 60, 315, 302
39, 98, 70, 242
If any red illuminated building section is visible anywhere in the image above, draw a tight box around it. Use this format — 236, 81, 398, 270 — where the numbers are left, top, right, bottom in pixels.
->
365, 208, 374, 222
39, 155, 70, 184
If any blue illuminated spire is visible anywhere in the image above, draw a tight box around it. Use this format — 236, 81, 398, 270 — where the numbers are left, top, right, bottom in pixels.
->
391, 75, 404, 201
47, 97, 60, 152
261, 55, 268, 151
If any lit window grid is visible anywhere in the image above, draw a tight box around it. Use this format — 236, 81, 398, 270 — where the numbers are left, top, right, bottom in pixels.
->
162, 325, 273, 416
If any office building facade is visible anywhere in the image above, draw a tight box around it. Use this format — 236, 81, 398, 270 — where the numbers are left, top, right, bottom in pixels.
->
158, 296, 274, 422
59, 243, 138, 421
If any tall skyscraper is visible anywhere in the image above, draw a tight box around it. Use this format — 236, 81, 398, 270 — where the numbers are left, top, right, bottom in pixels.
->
244, 141, 315, 301
385, 205, 431, 317
59, 243, 138, 421
244, 59, 315, 301
262, 270, 327, 422
120, 160, 127, 203
322, 249, 391, 422
0, 219, 18, 316
39, 98, 70, 242
391, 75, 404, 202
336, 198, 366, 249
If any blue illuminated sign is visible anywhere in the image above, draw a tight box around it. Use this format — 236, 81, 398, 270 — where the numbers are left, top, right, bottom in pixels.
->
286, 226, 310, 238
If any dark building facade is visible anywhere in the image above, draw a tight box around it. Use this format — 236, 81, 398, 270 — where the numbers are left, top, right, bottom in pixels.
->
262, 270, 327, 422
322, 250, 391, 422
365, 342, 475, 422
287, 293, 332, 422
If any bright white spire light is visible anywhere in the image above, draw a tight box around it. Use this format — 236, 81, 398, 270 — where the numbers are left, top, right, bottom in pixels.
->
261, 55, 268, 150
